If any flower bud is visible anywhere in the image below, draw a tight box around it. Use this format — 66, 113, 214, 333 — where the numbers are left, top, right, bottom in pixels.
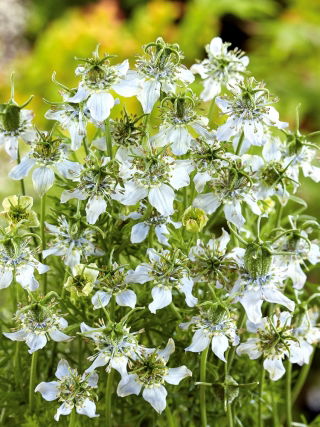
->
182, 206, 208, 232
244, 242, 272, 279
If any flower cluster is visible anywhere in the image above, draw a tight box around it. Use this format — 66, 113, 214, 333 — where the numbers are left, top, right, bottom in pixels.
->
1, 36, 320, 426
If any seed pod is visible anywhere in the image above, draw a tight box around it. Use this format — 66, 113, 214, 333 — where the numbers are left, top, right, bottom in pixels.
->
244, 242, 272, 279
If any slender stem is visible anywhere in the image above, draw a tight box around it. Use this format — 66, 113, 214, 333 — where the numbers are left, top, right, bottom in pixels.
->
271, 383, 280, 427
235, 131, 244, 156
292, 349, 315, 403
29, 351, 38, 413
40, 194, 47, 294
208, 98, 216, 127
105, 118, 112, 159
200, 347, 209, 427
83, 136, 89, 156
17, 147, 26, 195
227, 404, 234, 427
258, 363, 264, 427
165, 405, 176, 427
225, 351, 234, 427
286, 361, 292, 427
68, 409, 77, 427
13, 342, 22, 390
105, 370, 114, 427
227, 309, 246, 373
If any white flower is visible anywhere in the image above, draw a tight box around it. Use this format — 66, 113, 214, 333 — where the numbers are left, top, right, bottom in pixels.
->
127, 248, 197, 313
123, 204, 181, 246
216, 78, 287, 151
188, 229, 243, 287
286, 145, 320, 184
42, 216, 104, 267
80, 321, 142, 377
132, 37, 194, 113
291, 309, 320, 365
0, 239, 49, 291
91, 263, 137, 310
117, 339, 191, 413
191, 37, 249, 101
181, 307, 239, 362
118, 148, 193, 216
4, 301, 72, 353
231, 257, 294, 324
35, 359, 99, 420
61, 155, 124, 224
151, 92, 212, 155
0, 109, 36, 159
237, 312, 304, 381
8, 133, 82, 196
69, 47, 141, 122
193, 158, 261, 229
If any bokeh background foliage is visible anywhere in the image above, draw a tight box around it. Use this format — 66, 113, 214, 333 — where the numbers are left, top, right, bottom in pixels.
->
0, 0, 320, 424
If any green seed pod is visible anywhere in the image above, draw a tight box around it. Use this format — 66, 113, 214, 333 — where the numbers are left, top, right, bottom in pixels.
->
1, 104, 21, 132
244, 242, 272, 279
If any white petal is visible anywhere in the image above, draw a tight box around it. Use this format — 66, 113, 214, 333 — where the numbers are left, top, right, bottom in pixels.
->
122, 181, 148, 205
66, 86, 88, 103
236, 338, 262, 359
116, 290, 136, 308
186, 329, 210, 352
86, 196, 107, 224
131, 222, 149, 243
110, 356, 128, 378
86, 353, 107, 373
76, 398, 99, 418
211, 334, 229, 362
126, 264, 152, 284
3, 329, 28, 341
26, 333, 47, 353
35, 381, 59, 401
155, 224, 169, 246
32, 166, 55, 196
240, 290, 263, 323
148, 286, 172, 313
200, 78, 221, 101
158, 338, 175, 362
0, 269, 13, 288
56, 160, 82, 180
263, 287, 295, 312
117, 374, 141, 397
193, 193, 220, 215
49, 329, 72, 342
112, 72, 142, 97
209, 37, 223, 55
164, 366, 192, 385
142, 385, 167, 414
55, 359, 71, 379
61, 189, 87, 203
169, 161, 192, 189
86, 371, 99, 387
180, 277, 198, 307
224, 201, 245, 229
87, 92, 115, 122
9, 157, 35, 180
92, 290, 112, 309
54, 403, 73, 421
137, 79, 161, 113
263, 358, 286, 381
168, 127, 192, 155
148, 185, 175, 216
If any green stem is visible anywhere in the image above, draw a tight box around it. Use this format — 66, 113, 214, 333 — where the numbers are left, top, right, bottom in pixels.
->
292, 350, 315, 403
271, 383, 280, 427
29, 351, 38, 413
105, 118, 112, 159
235, 131, 244, 156
258, 363, 264, 427
200, 347, 209, 427
165, 405, 175, 427
13, 342, 22, 390
17, 147, 26, 195
208, 98, 216, 127
227, 404, 234, 427
40, 194, 47, 294
227, 310, 246, 373
68, 409, 77, 427
105, 370, 114, 427
83, 136, 89, 156
225, 351, 234, 427
286, 361, 292, 427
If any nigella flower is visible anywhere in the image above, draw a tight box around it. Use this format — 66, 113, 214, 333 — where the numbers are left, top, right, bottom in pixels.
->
9, 131, 82, 196
61, 155, 124, 224
237, 312, 304, 381
68, 46, 141, 122
191, 37, 249, 101
180, 306, 239, 362
193, 158, 261, 229
292, 309, 320, 365
91, 263, 137, 309
123, 204, 181, 246
3, 300, 72, 353
42, 216, 104, 268
231, 244, 294, 323
132, 37, 194, 113
117, 339, 192, 414
35, 359, 99, 420
242, 139, 294, 200
0, 195, 39, 229
0, 239, 49, 291
118, 147, 193, 216
286, 145, 320, 184
127, 248, 197, 313
216, 78, 287, 151
64, 263, 99, 299
80, 320, 143, 377
188, 229, 243, 288
151, 92, 212, 155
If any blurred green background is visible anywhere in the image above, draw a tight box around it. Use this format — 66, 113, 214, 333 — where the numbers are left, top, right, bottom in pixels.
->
0, 0, 320, 420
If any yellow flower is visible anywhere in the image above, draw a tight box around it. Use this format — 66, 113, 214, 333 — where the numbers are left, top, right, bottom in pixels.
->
1, 195, 39, 228
182, 206, 208, 232
64, 263, 99, 298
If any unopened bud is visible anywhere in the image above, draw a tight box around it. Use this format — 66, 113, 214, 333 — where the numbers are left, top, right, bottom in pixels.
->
182, 207, 208, 232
